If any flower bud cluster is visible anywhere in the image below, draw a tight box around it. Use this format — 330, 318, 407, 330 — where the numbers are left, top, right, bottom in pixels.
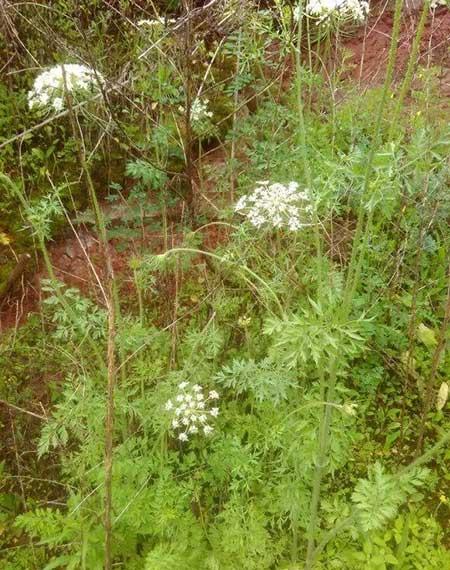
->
165, 382, 219, 442
28, 64, 104, 112
235, 181, 313, 231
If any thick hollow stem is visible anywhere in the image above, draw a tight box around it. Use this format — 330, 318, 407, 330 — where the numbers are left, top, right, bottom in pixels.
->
305, 1, 404, 566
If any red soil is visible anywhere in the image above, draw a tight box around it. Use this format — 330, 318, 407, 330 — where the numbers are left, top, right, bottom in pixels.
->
343, 5, 450, 92
0, 220, 223, 331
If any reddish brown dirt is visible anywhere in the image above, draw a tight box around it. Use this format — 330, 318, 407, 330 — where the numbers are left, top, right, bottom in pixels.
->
0, 217, 228, 331
342, 6, 450, 92
0, 275, 40, 332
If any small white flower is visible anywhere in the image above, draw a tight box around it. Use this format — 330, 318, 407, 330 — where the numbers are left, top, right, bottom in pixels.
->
235, 181, 313, 232
137, 16, 176, 27
288, 217, 302, 231
52, 97, 64, 112
235, 196, 247, 211
295, 0, 369, 24
203, 425, 214, 435
165, 384, 219, 441
185, 97, 213, 123
28, 63, 104, 113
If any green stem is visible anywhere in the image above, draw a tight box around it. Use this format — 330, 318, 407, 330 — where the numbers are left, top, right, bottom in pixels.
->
342, 208, 374, 316
60, 68, 121, 570
305, 1, 404, 567
342, 0, 404, 314
134, 268, 144, 325
389, 0, 431, 139
305, 357, 337, 567
294, 3, 323, 275
160, 247, 285, 317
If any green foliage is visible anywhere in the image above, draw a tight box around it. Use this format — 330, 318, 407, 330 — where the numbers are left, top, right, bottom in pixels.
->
325, 509, 450, 569
1, 2, 450, 569
42, 280, 107, 342
264, 297, 369, 370
352, 463, 430, 532
125, 160, 168, 191
215, 357, 296, 403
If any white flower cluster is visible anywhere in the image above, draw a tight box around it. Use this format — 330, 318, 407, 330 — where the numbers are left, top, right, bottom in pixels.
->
190, 97, 213, 122
235, 181, 313, 231
165, 382, 219, 442
137, 17, 176, 27
28, 64, 104, 112
430, 0, 447, 8
294, 0, 369, 24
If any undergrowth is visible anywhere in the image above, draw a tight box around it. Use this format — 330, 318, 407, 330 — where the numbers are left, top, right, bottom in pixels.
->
0, 1, 449, 569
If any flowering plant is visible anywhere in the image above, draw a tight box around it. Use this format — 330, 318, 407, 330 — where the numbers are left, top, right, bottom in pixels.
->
28, 63, 104, 113
178, 97, 214, 137
235, 181, 313, 231
137, 17, 176, 28
178, 97, 213, 124
165, 382, 220, 442
294, 0, 369, 25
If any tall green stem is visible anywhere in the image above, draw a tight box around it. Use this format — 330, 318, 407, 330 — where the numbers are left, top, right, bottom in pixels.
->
389, 0, 430, 139
304, 358, 337, 566
294, 2, 323, 274
342, 0, 404, 315
304, 1, 404, 567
